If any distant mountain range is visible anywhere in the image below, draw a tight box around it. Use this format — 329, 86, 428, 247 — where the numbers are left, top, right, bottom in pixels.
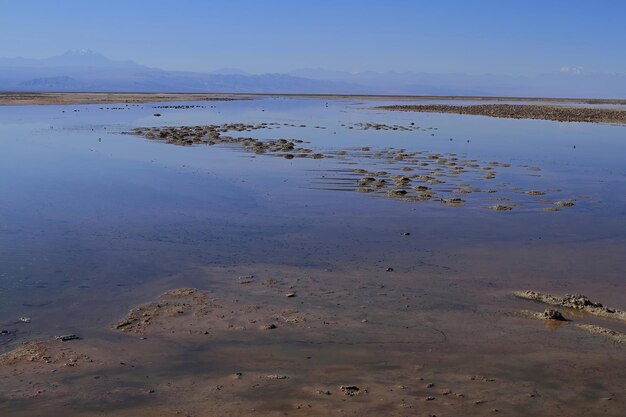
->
1, 49, 625, 98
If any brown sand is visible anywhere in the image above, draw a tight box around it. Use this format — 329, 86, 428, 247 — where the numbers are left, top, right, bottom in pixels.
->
2, 261, 625, 417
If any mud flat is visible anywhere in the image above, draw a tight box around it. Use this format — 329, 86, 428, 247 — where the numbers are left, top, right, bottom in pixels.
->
130, 124, 583, 212
2, 258, 625, 417
376, 104, 626, 124
0, 92, 247, 106
5, 92, 626, 106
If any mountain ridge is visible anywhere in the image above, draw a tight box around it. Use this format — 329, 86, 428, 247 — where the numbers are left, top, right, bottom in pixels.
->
1, 50, 626, 98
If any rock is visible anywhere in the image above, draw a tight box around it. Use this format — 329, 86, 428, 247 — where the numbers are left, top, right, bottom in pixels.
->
55, 334, 80, 341
340, 385, 360, 396
561, 294, 602, 308
265, 374, 287, 380
487, 205, 513, 211
442, 198, 464, 205
543, 309, 566, 321
388, 189, 407, 197
285, 292, 296, 298
261, 324, 277, 330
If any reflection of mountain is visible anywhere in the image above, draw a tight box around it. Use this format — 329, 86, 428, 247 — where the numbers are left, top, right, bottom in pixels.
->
1, 50, 625, 98
19, 76, 87, 90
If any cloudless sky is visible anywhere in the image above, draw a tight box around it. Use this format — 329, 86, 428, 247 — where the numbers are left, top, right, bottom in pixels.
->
1, 0, 625, 75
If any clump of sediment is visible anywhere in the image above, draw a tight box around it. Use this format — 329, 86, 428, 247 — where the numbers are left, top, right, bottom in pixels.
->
513, 290, 626, 321
487, 205, 513, 211
575, 324, 626, 344
113, 287, 337, 337
353, 122, 419, 131
0, 341, 90, 365
0, 342, 51, 364
129, 123, 581, 212
543, 309, 566, 321
113, 288, 218, 334
129, 124, 325, 160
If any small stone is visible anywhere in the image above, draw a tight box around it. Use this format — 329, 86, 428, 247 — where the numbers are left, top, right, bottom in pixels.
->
286, 292, 296, 298
340, 385, 360, 396
55, 334, 80, 341
266, 374, 287, 380
487, 205, 513, 211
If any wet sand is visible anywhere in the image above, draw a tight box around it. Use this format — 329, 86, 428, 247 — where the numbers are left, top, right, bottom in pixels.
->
1, 259, 625, 416
376, 104, 626, 124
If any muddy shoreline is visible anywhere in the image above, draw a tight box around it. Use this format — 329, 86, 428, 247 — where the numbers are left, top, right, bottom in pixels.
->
376, 103, 626, 124
3, 92, 626, 106
2, 263, 625, 416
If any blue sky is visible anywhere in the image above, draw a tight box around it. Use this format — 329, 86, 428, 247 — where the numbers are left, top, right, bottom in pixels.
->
1, 0, 625, 75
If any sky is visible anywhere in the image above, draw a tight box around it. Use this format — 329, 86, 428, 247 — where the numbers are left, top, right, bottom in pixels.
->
1, 0, 625, 75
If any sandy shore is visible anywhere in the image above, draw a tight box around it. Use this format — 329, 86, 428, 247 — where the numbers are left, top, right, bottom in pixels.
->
376, 103, 626, 124
2, 92, 626, 106
2, 262, 625, 416
0, 92, 250, 106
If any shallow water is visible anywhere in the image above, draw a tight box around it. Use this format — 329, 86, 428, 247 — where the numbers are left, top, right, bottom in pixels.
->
1, 97, 625, 415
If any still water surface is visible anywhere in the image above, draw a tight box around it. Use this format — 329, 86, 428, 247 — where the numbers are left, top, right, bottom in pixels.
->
0, 97, 625, 415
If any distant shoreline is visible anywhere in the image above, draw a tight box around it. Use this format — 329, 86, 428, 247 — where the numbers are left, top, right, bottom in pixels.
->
376, 103, 626, 124
1, 91, 626, 106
